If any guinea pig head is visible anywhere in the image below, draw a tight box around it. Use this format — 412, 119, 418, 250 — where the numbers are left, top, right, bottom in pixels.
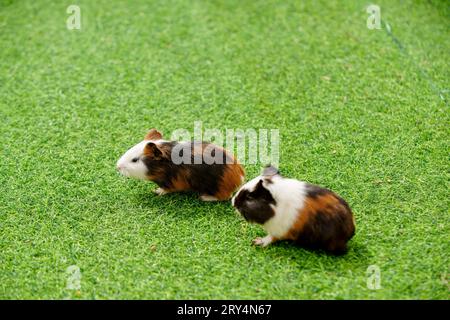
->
232, 176, 276, 224
116, 129, 167, 180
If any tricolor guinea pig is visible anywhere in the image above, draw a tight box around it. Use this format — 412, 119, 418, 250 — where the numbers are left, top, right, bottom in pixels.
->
116, 129, 245, 201
232, 166, 355, 254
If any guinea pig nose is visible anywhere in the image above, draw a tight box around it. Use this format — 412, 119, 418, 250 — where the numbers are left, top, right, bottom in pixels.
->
116, 164, 123, 171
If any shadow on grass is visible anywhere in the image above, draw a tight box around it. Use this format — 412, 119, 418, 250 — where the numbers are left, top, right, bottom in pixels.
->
133, 189, 234, 219
252, 238, 372, 270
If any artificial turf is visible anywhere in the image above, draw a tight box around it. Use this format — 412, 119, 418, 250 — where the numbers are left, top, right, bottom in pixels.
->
0, 0, 448, 299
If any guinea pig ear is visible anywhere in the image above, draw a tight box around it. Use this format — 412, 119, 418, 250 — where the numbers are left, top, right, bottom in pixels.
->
262, 165, 279, 177
144, 128, 163, 140
144, 142, 163, 158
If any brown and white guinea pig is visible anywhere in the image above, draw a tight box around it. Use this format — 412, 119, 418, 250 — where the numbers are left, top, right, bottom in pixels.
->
232, 166, 355, 254
116, 129, 245, 201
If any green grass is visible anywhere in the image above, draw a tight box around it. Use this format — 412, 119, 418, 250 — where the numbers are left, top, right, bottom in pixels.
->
0, 0, 448, 299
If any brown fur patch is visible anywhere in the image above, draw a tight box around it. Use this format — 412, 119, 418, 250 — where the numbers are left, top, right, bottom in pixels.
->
167, 169, 191, 192
214, 163, 245, 200
285, 191, 355, 254
144, 129, 163, 140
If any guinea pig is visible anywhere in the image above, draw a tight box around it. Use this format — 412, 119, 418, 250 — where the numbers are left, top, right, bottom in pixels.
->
232, 166, 355, 254
116, 129, 245, 201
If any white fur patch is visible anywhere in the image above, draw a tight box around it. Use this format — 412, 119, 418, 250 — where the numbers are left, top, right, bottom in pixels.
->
116, 139, 165, 180
263, 176, 307, 239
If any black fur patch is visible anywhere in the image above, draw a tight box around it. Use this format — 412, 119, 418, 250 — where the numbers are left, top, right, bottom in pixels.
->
233, 180, 276, 224
305, 183, 332, 198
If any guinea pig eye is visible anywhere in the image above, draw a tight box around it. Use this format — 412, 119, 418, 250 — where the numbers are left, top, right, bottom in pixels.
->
131, 157, 139, 163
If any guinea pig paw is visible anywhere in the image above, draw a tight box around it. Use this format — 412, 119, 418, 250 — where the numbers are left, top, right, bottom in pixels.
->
252, 236, 273, 247
252, 238, 264, 246
199, 195, 219, 202
154, 188, 168, 196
